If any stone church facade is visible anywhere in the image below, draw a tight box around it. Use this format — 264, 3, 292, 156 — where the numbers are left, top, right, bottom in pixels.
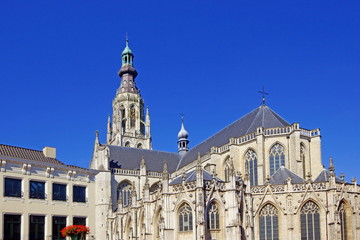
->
90, 40, 360, 240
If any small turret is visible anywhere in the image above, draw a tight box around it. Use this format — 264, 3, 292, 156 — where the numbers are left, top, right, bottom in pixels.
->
177, 116, 189, 156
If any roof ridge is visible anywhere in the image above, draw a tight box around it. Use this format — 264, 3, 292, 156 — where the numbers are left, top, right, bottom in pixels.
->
245, 106, 263, 135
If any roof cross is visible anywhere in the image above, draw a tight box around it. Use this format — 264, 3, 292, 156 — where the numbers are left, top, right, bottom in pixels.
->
258, 87, 269, 105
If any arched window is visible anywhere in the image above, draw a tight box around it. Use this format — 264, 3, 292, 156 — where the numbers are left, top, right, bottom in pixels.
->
245, 149, 258, 186
224, 157, 232, 182
339, 202, 350, 240
117, 182, 132, 207
130, 105, 136, 128
137, 143, 143, 149
207, 202, 219, 230
125, 142, 130, 147
149, 181, 162, 194
300, 201, 320, 240
178, 203, 193, 232
269, 144, 285, 176
259, 204, 278, 240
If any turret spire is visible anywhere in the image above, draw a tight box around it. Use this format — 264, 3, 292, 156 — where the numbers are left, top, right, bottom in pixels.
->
177, 115, 189, 155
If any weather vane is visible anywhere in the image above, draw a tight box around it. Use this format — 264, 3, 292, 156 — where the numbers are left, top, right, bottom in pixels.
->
258, 87, 269, 105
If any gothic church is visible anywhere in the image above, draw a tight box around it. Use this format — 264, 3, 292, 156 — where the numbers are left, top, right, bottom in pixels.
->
89, 40, 360, 240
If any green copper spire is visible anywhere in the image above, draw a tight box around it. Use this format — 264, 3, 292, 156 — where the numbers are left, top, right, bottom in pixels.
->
122, 36, 134, 66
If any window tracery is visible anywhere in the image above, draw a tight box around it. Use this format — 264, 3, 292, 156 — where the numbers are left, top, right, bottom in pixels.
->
269, 144, 285, 176
300, 201, 320, 240
178, 203, 193, 232
245, 149, 258, 186
207, 203, 219, 230
117, 182, 132, 207
259, 204, 278, 240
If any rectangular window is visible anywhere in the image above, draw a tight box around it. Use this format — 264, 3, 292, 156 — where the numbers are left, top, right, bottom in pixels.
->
73, 217, 86, 226
53, 183, 66, 201
4, 178, 22, 197
52, 216, 66, 240
29, 215, 45, 240
30, 181, 45, 199
73, 186, 86, 203
4, 214, 21, 240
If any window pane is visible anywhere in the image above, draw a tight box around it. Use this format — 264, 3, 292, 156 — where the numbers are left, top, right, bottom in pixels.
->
52, 216, 66, 240
73, 217, 86, 226
29, 215, 45, 240
73, 186, 86, 203
4, 214, 21, 240
5, 178, 22, 198
30, 181, 45, 199
53, 184, 66, 201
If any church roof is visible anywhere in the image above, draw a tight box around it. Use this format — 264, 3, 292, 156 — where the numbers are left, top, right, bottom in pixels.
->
270, 166, 305, 184
108, 104, 290, 173
0, 144, 63, 165
108, 145, 181, 173
169, 169, 223, 185
314, 169, 342, 183
177, 104, 290, 170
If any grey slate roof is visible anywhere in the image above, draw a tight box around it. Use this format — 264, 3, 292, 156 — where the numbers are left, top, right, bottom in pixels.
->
109, 145, 181, 173
0, 144, 63, 165
108, 104, 290, 173
270, 166, 305, 184
314, 169, 342, 183
177, 105, 290, 170
169, 169, 223, 185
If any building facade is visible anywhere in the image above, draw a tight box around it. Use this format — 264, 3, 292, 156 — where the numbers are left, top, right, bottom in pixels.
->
2, 40, 360, 240
0, 145, 97, 240
89, 41, 360, 240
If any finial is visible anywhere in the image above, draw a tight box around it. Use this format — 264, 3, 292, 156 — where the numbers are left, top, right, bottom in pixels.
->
125, 32, 129, 45
329, 156, 335, 173
96, 130, 99, 137
258, 87, 269, 105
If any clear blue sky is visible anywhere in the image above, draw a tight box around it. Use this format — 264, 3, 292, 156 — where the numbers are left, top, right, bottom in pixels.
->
1, 1, 359, 180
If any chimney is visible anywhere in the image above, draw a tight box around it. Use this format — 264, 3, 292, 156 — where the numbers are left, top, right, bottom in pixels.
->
43, 147, 56, 159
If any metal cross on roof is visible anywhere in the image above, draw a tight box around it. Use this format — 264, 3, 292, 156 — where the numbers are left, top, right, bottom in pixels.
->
258, 87, 269, 105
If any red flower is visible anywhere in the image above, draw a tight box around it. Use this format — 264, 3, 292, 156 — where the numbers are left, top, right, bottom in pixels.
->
61, 225, 90, 237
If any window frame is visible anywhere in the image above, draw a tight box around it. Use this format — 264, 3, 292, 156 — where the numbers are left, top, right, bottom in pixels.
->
52, 216, 66, 240
259, 204, 279, 240
52, 183, 67, 201
178, 203, 193, 232
300, 201, 321, 240
3, 214, 21, 240
73, 185, 86, 203
4, 177, 22, 198
207, 202, 220, 230
29, 215, 45, 240
29, 180, 46, 200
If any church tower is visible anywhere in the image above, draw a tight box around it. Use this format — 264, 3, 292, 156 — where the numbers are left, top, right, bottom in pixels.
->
107, 39, 152, 149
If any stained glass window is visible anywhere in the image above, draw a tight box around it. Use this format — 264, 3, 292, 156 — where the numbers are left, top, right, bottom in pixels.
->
179, 204, 193, 232
246, 149, 258, 186
117, 182, 132, 207
269, 144, 285, 176
259, 204, 278, 240
301, 201, 320, 240
207, 203, 219, 230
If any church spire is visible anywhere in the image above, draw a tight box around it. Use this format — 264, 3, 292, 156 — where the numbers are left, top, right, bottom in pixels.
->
177, 115, 189, 156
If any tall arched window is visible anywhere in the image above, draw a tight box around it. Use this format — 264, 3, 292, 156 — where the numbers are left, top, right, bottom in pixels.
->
259, 204, 278, 240
224, 157, 232, 182
300, 144, 306, 178
130, 105, 136, 128
269, 144, 285, 176
246, 149, 258, 186
178, 203, 193, 232
339, 203, 350, 240
117, 182, 132, 207
300, 201, 320, 240
207, 202, 219, 230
